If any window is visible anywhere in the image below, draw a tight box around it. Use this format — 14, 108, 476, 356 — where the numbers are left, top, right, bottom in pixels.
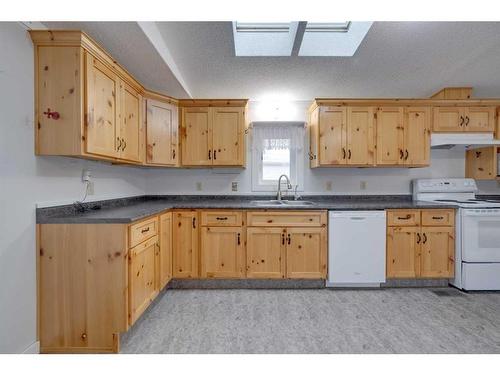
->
251, 122, 305, 192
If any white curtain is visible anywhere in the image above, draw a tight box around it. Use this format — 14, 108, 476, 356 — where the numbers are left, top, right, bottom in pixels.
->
252, 122, 305, 152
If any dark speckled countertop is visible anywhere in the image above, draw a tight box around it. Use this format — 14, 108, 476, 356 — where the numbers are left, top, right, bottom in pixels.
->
36, 195, 459, 224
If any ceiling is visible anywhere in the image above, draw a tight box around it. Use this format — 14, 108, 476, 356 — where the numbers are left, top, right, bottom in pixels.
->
43, 21, 500, 101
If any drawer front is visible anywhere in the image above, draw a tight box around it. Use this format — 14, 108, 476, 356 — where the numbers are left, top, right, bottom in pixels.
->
247, 211, 327, 227
129, 217, 158, 248
201, 211, 243, 227
421, 209, 455, 226
387, 210, 420, 226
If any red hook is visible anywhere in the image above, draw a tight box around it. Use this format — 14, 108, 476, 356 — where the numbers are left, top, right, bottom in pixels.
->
43, 108, 60, 120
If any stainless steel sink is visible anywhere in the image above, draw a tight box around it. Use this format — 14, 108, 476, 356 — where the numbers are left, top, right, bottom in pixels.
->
250, 200, 284, 206
281, 201, 315, 206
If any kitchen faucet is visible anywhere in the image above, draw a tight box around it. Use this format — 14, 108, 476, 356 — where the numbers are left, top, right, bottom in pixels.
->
276, 174, 292, 200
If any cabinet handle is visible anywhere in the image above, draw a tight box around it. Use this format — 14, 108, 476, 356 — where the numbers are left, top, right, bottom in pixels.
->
342, 148, 346, 159
208, 150, 212, 160
282, 233, 285, 245
423, 233, 427, 244
192, 217, 196, 229
216, 217, 228, 221
416, 233, 421, 244
432, 216, 444, 220
214, 150, 217, 160
141, 227, 150, 234
172, 149, 176, 159
122, 138, 126, 151
459, 116, 464, 127
397, 214, 412, 220
237, 233, 241, 245
465, 116, 470, 127
308, 151, 314, 160
399, 149, 404, 159
348, 149, 351, 159
287, 233, 291, 245
43, 108, 60, 120
404, 149, 409, 160
117, 137, 122, 151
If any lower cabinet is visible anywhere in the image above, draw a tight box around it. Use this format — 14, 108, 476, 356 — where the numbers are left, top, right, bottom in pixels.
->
386, 209, 455, 278
172, 211, 199, 278
128, 236, 159, 325
158, 212, 173, 289
246, 227, 286, 278
286, 227, 327, 279
201, 226, 245, 278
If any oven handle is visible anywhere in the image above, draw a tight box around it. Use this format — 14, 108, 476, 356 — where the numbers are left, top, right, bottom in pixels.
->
462, 209, 500, 217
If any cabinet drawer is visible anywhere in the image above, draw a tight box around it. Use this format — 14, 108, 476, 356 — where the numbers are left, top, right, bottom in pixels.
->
421, 209, 455, 226
200, 211, 243, 227
387, 210, 420, 226
129, 217, 158, 248
247, 211, 326, 227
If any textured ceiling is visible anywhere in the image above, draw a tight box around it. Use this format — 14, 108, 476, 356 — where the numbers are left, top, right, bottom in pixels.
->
155, 21, 500, 100
42, 22, 500, 101
43, 22, 190, 98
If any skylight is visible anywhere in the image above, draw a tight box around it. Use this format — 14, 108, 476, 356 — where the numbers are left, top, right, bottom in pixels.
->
232, 21, 372, 57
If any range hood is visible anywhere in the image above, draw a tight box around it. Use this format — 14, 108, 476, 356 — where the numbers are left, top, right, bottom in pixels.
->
431, 133, 500, 149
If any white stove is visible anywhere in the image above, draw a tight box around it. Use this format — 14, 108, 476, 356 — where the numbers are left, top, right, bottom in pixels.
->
413, 178, 500, 291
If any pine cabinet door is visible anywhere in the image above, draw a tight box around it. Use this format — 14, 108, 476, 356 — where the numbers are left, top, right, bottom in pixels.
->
376, 107, 404, 165
201, 227, 244, 278
420, 227, 455, 278
309, 108, 320, 167
172, 211, 199, 278
432, 107, 465, 132
129, 236, 158, 325
146, 99, 178, 166
85, 54, 120, 158
181, 107, 212, 166
465, 107, 495, 132
286, 227, 327, 279
246, 227, 285, 278
404, 107, 431, 166
158, 212, 173, 289
119, 81, 141, 162
212, 107, 245, 166
465, 146, 498, 180
318, 106, 347, 165
346, 107, 375, 165
386, 226, 420, 278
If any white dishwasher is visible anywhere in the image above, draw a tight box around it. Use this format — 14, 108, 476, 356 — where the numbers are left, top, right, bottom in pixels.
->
327, 211, 386, 287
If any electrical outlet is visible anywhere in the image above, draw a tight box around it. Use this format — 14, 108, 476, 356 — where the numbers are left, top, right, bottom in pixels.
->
326, 181, 333, 191
360, 181, 367, 190
86, 181, 95, 195
196, 182, 202, 191
82, 169, 92, 183
232, 181, 238, 192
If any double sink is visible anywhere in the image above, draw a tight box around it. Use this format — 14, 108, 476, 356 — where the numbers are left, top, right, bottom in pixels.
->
250, 200, 315, 207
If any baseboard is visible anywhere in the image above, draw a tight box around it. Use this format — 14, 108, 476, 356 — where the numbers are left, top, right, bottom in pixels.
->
22, 341, 40, 354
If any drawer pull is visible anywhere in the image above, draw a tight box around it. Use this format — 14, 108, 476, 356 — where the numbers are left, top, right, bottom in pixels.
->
216, 217, 228, 221
397, 214, 412, 220
141, 227, 150, 234
432, 216, 444, 220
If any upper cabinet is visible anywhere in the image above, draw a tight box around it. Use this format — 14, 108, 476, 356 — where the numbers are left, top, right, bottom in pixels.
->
376, 106, 430, 167
145, 94, 179, 166
179, 101, 248, 167
432, 106, 495, 132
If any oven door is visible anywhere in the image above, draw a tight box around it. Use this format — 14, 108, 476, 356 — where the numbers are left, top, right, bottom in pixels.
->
462, 209, 500, 262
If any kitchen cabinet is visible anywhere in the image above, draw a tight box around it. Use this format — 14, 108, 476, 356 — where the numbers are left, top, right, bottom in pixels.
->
201, 227, 245, 278
465, 146, 498, 180
129, 236, 159, 326
172, 211, 199, 278
386, 209, 455, 278
180, 102, 247, 167
246, 211, 327, 279
433, 106, 495, 132
246, 227, 286, 278
347, 107, 375, 165
31, 31, 144, 164
145, 97, 179, 166
376, 107, 430, 166
158, 212, 173, 289
314, 106, 347, 166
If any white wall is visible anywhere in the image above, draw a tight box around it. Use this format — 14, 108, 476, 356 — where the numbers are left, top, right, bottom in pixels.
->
0, 22, 146, 353
146, 100, 500, 195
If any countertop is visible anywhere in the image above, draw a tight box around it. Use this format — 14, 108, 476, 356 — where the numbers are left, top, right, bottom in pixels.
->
36, 195, 458, 224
